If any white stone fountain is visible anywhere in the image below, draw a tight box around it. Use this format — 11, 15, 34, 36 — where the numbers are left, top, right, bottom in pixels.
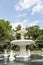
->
11, 28, 34, 59
4, 50, 8, 64
4, 50, 8, 59
9, 50, 15, 61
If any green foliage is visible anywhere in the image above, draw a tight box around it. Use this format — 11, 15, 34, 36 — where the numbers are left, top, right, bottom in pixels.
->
40, 30, 43, 35
15, 24, 21, 31
15, 25, 21, 40
0, 19, 15, 51
0, 19, 14, 41
36, 35, 43, 40
26, 25, 40, 40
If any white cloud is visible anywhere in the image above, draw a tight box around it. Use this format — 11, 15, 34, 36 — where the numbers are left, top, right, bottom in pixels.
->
15, 0, 41, 10
32, 3, 43, 15
11, 20, 40, 29
16, 13, 26, 17
15, 5, 21, 11
29, 20, 39, 26
11, 22, 21, 29
11, 19, 28, 29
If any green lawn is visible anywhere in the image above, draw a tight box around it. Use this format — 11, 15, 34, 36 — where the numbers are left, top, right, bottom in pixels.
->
0, 50, 43, 55
31, 50, 43, 53
13, 50, 43, 54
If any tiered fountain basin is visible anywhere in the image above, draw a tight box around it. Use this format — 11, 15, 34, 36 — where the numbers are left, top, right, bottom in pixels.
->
11, 40, 34, 45
11, 40, 34, 59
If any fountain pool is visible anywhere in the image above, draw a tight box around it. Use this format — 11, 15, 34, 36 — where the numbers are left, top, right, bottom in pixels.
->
0, 57, 43, 65
1, 27, 43, 65
0, 51, 43, 65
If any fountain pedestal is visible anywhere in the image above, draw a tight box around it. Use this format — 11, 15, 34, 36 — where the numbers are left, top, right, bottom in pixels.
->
16, 45, 31, 58
20, 45, 26, 56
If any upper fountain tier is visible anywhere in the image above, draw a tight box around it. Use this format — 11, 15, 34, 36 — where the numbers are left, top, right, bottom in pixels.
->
11, 28, 34, 46
17, 28, 27, 40
17, 28, 27, 35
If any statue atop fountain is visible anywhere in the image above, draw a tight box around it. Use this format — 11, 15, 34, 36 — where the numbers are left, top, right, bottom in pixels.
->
17, 28, 27, 40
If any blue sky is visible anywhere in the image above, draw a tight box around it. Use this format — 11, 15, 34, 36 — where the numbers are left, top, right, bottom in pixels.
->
0, 0, 43, 29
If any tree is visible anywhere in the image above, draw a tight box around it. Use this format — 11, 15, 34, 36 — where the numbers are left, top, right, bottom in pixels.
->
15, 25, 21, 40
26, 25, 40, 40
0, 19, 15, 41
40, 29, 43, 35
0, 19, 15, 51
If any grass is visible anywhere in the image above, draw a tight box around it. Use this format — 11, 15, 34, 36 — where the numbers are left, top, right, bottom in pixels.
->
31, 50, 43, 53
0, 50, 43, 54
13, 50, 43, 54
